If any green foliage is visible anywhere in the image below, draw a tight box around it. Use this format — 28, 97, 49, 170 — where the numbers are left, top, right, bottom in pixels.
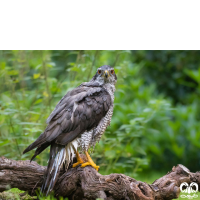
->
0, 188, 36, 199
0, 50, 200, 186
38, 192, 68, 200
132, 50, 200, 104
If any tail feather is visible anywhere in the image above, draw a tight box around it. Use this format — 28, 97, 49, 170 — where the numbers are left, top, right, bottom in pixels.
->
41, 143, 63, 195
46, 148, 66, 195
41, 140, 78, 196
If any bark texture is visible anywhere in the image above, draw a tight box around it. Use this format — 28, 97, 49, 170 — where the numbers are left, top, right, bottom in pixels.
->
0, 156, 200, 200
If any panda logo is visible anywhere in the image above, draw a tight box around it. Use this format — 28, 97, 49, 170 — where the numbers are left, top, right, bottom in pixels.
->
180, 182, 198, 199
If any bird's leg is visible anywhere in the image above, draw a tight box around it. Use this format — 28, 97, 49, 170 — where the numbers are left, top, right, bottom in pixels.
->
72, 150, 84, 168
81, 151, 99, 171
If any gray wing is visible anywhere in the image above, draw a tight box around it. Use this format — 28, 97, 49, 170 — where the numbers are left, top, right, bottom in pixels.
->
23, 84, 112, 158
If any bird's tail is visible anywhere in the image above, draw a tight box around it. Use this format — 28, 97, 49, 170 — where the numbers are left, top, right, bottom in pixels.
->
41, 141, 78, 196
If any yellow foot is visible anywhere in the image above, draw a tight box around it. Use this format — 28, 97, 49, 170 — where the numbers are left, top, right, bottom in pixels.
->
73, 160, 84, 168
72, 149, 84, 168
81, 162, 100, 171
81, 151, 99, 171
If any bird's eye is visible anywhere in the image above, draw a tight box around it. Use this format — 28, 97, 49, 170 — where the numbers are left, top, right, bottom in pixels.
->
98, 70, 102, 74
111, 70, 114, 74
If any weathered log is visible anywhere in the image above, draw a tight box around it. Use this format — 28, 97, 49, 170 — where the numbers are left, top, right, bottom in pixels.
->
0, 156, 200, 200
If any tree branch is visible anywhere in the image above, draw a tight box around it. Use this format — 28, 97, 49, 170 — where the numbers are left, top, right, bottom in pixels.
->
0, 156, 200, 200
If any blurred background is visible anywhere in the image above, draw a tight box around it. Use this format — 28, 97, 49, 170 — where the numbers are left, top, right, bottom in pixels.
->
1, 50, 200, 183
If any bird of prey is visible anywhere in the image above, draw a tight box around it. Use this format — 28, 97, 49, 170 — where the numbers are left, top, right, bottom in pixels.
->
23, 65, 117, 195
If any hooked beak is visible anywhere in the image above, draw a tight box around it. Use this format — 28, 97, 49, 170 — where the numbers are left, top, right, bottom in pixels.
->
104, 70, 109, 78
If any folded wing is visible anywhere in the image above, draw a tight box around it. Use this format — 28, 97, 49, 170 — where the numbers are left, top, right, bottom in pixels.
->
23, 84, 111, 160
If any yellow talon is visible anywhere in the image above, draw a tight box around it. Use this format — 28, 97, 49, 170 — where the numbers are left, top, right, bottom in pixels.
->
73, 160, 84, 168
81, 162, 99, 171
72, 150, 99, 171
81, 151, 100, 171
72, 150, 84, 168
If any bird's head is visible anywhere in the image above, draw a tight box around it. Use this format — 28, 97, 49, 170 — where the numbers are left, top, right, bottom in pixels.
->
92, 65, 117, 85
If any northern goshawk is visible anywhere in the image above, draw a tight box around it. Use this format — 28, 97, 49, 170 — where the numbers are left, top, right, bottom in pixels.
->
23, 65, 117, 195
